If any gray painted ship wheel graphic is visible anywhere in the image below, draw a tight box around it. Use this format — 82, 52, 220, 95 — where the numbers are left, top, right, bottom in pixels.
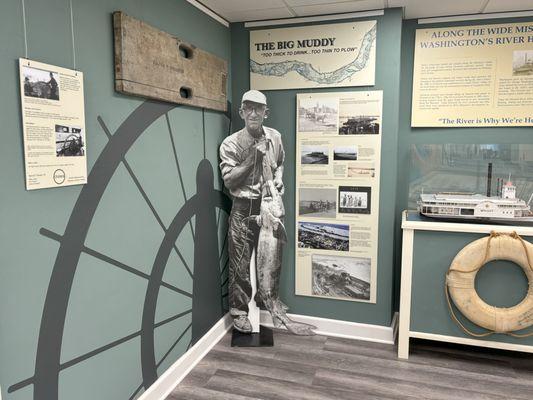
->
8, 100, 232, 400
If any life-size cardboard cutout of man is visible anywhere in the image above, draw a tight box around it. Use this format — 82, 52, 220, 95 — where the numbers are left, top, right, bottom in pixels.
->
219, 90, 316, 335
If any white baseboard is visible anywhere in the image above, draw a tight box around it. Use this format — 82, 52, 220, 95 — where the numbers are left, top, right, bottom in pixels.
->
261, 310, 399, 344
137, 313, 233, 400
410, 331, 533, 354
140, 311, 398, 399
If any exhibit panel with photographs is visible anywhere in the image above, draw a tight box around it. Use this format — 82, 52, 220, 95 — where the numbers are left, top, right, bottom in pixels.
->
250, 20, 376, 90
412, 21, 533, 127
295, 91, 382, 303
19, 59, 87, 190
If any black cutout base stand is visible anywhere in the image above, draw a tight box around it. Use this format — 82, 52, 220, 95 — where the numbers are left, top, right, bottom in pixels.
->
231, 325, 274, 347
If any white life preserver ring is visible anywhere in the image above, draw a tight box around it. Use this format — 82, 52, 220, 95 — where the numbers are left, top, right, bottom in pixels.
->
446, 232, 533, 335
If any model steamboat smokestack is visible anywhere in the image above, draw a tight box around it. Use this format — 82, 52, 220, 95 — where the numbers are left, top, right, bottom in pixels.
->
486, 163, 492, 197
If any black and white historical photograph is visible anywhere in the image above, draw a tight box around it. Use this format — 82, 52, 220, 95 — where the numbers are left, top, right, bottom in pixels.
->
338, 97, 381, 135
333, 146, 358, 161
298, 97, 338, 132
312, 254, 370, 300
55, 124, 85, 157
348, 164, 375, 178
298, 221, 349, 251
513, 50, 533, 76
23, 65, 60, 100
298, 188, 337, 219
301, 145, 329, 164
338, 186, 371, 214
338, 115, 379, 135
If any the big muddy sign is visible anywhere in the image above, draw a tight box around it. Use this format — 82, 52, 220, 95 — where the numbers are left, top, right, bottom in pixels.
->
250, 20, 377, 90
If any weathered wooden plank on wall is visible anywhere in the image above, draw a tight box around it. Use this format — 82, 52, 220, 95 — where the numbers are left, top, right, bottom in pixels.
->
113, 11, 227, 112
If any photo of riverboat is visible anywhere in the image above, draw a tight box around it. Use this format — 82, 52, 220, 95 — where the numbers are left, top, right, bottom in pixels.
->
513, 50, 533, 76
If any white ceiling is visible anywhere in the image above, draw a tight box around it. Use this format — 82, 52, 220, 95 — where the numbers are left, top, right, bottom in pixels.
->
196, 0, 533, 22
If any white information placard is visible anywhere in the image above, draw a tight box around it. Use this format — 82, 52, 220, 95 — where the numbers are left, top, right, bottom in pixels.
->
250, 21, 376, 90
295, 91, 383, 303
19, 59, 87, 190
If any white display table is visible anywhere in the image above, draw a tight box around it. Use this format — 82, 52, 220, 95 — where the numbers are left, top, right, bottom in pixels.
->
398, 210, 533, 359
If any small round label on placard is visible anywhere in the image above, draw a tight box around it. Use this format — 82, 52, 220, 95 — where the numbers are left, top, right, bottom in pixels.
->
53, 169, 66, 184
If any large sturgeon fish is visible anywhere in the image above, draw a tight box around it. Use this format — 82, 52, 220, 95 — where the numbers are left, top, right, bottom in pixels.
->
246, 140, 316, 336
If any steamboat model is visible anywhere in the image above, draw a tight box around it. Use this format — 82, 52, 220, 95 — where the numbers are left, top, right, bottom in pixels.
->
418, 164, 533, 225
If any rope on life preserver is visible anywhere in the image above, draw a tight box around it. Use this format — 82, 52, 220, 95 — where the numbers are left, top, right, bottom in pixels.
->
445, 231, 533, 338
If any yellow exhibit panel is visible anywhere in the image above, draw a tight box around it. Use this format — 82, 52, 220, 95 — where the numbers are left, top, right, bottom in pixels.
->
412, 22, 533, 127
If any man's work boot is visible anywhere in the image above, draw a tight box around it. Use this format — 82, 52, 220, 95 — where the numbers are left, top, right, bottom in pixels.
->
233, 315, 252, 333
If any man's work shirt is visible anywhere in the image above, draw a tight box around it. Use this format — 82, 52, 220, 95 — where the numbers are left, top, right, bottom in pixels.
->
220, 126, 284, 199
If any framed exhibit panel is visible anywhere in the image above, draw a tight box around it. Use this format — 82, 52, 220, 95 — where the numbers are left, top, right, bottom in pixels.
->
250, 20, 376, 90
295, 91, 383, 304
19, 58, 87, 190
411, 21, 533, 127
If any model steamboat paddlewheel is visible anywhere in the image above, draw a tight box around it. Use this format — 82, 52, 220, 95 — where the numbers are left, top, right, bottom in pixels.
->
446, 231, 533, 337
8, 101, 232, 400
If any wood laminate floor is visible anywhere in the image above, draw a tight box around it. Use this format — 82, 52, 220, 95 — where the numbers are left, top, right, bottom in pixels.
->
167, 329, 533, 400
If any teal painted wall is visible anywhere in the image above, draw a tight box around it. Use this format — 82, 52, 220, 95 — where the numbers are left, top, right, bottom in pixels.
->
230, 8, 403, 327
394, 16, 533, 309
0, 1, 230, 399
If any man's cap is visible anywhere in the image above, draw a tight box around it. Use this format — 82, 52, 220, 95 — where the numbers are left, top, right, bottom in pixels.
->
241, 90, 267, 106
